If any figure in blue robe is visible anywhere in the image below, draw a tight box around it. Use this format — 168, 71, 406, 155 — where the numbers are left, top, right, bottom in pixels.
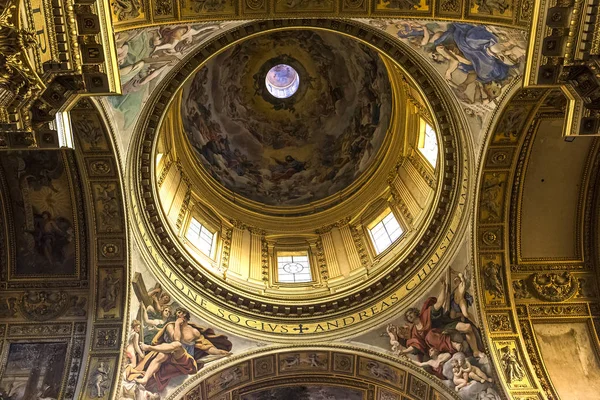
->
432, 23, 514, 84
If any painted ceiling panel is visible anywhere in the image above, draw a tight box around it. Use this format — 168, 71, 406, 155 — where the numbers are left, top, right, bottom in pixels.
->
181, 29, 393, 206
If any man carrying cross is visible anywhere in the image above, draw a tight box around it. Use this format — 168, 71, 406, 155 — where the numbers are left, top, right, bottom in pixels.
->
126, 307, 232, 392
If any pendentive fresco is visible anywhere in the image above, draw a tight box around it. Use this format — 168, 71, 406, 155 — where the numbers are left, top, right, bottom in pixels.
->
106, 21, 245, 135
120, 259, 262, 400
365, 20, 527, 148
349, 243, 503, 400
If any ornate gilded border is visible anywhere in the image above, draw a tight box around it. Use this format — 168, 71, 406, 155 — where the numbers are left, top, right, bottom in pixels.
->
511, 113, 598, 264
109, 0, 534, 32
474, 87, 600, 400
68, 98, 131, 400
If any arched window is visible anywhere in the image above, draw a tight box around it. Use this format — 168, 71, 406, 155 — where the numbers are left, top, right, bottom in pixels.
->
418, 119, 438, 168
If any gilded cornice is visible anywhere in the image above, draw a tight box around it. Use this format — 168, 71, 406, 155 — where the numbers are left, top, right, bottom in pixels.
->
0, 0, 121, 144
314, 217, 352, 235
523, 0, 600, 136
109, 0, 534, 33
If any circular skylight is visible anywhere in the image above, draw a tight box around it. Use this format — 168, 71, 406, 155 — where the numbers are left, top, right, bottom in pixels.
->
265, 64, 300, 99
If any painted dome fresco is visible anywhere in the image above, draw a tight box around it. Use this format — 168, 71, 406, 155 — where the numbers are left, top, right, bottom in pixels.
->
181, 30, 393, 206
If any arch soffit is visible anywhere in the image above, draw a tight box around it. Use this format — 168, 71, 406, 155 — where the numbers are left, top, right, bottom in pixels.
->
166, 344, 460, 400
0, 98, 130, 400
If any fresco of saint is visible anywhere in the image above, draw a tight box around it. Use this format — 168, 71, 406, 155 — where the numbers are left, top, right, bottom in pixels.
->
126, 307, 232, 392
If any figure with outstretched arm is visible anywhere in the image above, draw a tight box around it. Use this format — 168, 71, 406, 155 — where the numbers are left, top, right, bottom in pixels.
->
398, 277, 484, 358
431, 279, 484, 358
126, 308, 232, 392
451, 271, 475, 322
398, 278, 463, 357
141, 303, 171, 329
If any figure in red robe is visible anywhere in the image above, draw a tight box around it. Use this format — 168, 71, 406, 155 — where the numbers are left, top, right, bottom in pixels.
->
399, 278, 484, 359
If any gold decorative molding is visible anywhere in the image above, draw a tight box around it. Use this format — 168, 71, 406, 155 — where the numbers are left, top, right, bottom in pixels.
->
108, 0, 534, 32
0, 0, 121, 146
475, 87, 600, 400
523, 0, 600, 136
165, 345, 461, 400
0, 98, 129, 400
529, 272, 578, 302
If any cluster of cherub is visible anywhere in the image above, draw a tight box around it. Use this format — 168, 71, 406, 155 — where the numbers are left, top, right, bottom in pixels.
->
399, 349, 493, 392
450, 354, 493, 391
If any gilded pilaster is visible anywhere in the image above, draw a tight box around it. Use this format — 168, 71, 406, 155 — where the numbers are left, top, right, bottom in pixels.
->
319, 231, 341, 280
403, 156, 431, 200
157, 157, 173, 188
227, 221, 245, 277
249, 229, 265, 283
176, 184, 192, 231
339, 224, 363, 272
390, 175, 421, 221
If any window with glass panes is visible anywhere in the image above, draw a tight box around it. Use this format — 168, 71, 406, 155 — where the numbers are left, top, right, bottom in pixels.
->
418, 121, 438, 168
277, 252, 312, 283
186, 218, 215, 257
369, 211, 403, 254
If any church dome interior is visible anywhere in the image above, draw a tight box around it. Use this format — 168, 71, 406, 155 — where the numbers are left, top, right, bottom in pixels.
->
1, 2, 600, 400
151, 26, 454, 308
179, 29, 395, 208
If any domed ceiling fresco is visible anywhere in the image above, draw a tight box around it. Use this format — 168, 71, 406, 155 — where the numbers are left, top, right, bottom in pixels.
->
181, 30, 393, 206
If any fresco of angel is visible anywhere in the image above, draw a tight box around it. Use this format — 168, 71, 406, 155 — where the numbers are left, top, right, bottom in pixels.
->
392, 21, 525, 105
108, 23, 227, 130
